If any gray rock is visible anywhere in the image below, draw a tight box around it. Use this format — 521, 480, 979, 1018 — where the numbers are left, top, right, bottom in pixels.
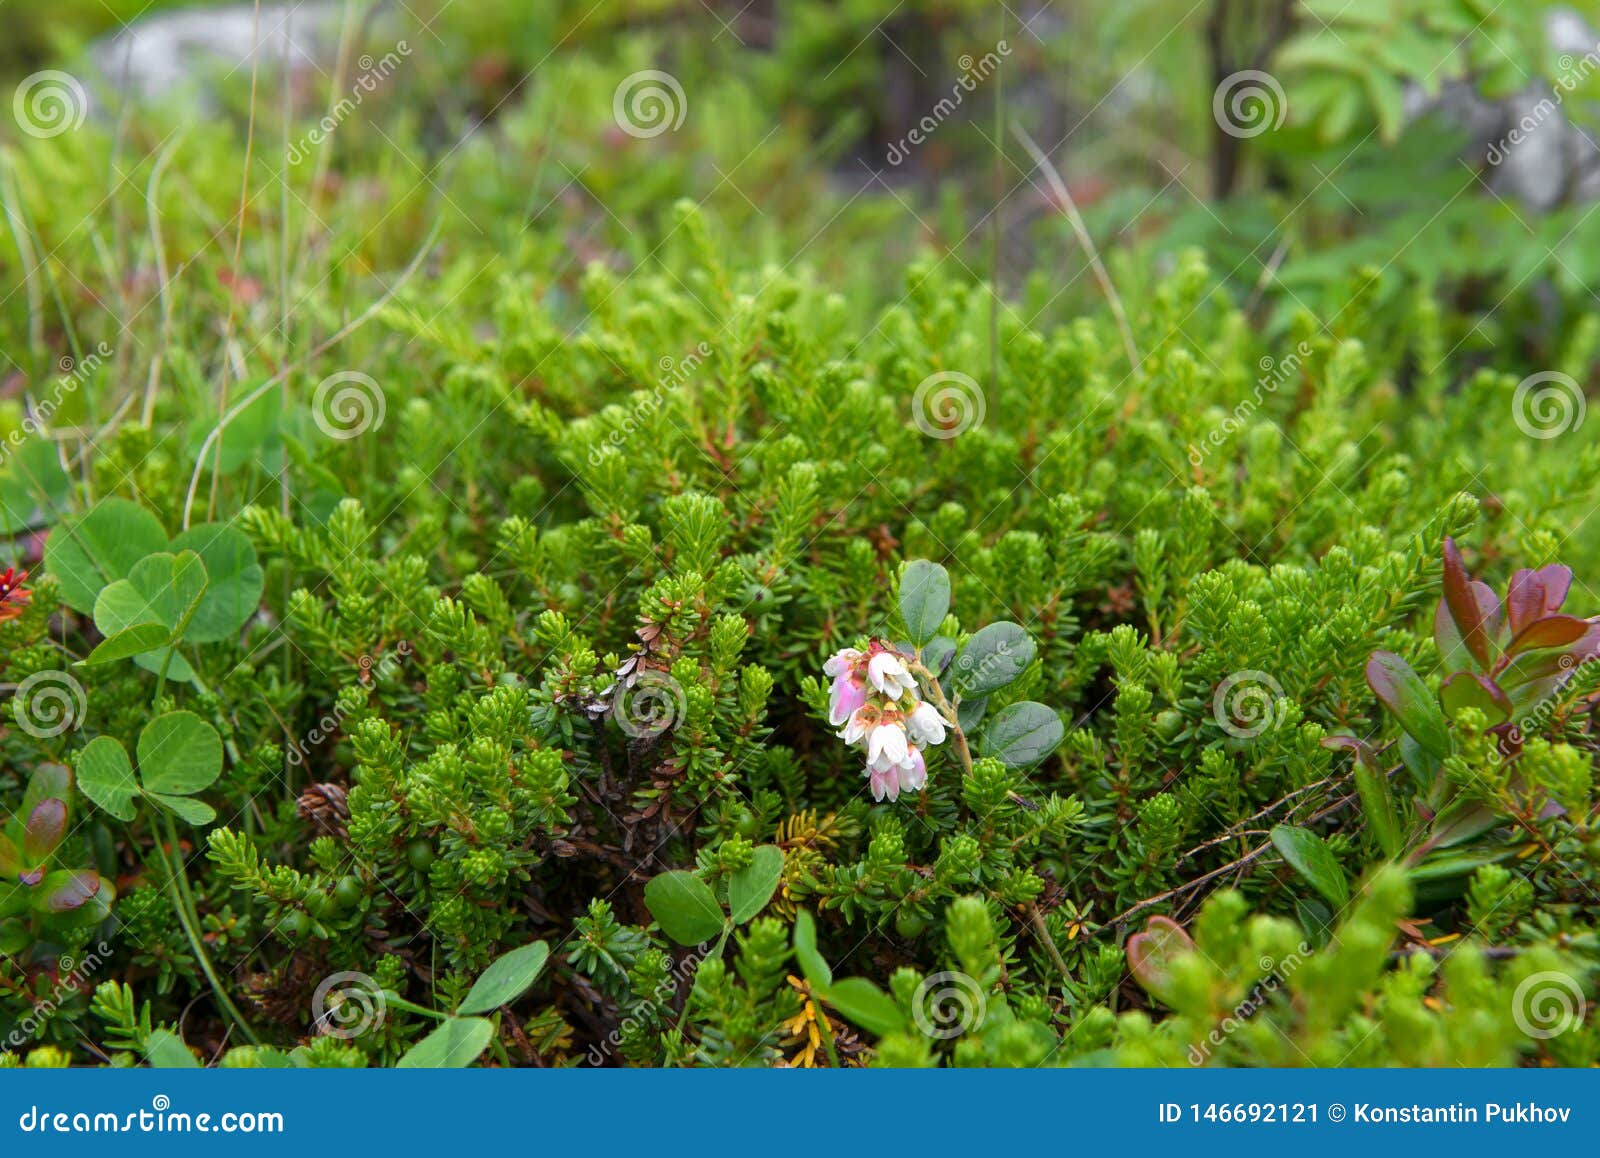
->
87, 2, 345, 109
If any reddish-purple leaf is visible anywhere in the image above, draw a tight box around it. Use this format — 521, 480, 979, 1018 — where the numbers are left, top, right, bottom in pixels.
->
1434, 582, 1501, 671
1505, 614, 1591, 658
20, 764, 70, 816
1125, 915, 1195, 1004
1441, 538, 1493, 668
1536, 564, 1573, 614
22, 799, 66, 862
1505, 569, 1545, 636
33, 870, 100, 914
1438, 672, 1512, 725
1321, 734, 1377, 764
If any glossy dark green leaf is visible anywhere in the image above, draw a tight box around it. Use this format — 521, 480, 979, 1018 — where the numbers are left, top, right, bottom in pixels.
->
980, 701, 1063, 767
20, 765, 70, 816
952, 622, 1034, 697
898, 560, 950, 647
1325, 735, 1402, 859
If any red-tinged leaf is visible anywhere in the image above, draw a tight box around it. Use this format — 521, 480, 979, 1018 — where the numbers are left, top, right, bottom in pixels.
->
20, 765, 70, 817
1441, 538, 1493, 667
1321, 734, 1377, 763
1433, 582, 1500, 671
1366, 651, 1451, 758
0, 833, 19, 878
1125, 915, 1195, 1004
32, 870, 101, 913
1426, 801, 1501, 850
21, 799, 66, 862
1505, 569, 1545, 636
1438, 672, 1512, 725
1536, 564, 1573, 614
1505, 614, 1591, 658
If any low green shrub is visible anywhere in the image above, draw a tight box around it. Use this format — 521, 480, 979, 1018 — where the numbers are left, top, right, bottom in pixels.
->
0, 192, 1596, 1065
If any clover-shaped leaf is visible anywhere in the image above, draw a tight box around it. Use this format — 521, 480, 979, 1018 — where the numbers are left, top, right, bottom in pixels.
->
43, 497, 169, 615
169, 523, 265, 643
76, 711, 224, 825
92, 551, 209, 683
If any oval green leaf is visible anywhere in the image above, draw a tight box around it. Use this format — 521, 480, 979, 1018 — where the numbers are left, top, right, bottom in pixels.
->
980, 701, 1063, 767
728, 845, 784, 925
458, 941, 551, 1015
899, 560, 951, 647
396, 1016, 495, 1069
1269, 824, 1349, 908
642, 870, 725, 946
952, 622, 1035, 697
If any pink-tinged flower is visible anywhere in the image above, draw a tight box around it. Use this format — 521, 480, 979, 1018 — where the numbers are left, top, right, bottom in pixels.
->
897, 747, 927, 795
828, 672, 869, 727
867, 651, 916, 700
906, 699, 946, 746
823, 647, 864, 678
867, 762, 900, 802
839, 704, 877, 745
867, 721, 909, 769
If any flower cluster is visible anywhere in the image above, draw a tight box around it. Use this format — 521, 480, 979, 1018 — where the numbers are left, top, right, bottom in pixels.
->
824, 643, 947, 801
